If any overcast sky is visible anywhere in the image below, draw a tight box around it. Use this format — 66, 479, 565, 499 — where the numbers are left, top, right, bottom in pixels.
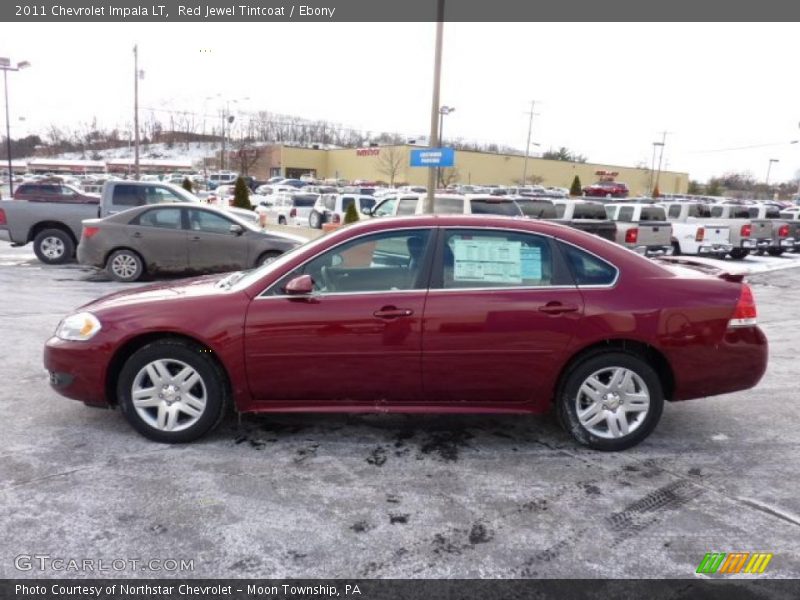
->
2, 22, 799, 182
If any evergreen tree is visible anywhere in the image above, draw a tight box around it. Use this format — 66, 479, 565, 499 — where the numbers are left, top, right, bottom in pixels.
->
344, 202, 360, 224
181, 177, 193, 193
570, 175, 582, 196
232, 176, 252, 210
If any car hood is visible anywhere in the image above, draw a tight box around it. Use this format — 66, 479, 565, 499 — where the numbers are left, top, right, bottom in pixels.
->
79, 274, 230, 312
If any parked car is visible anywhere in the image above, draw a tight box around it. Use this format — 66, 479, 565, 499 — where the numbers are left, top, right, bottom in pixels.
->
77, 204, 303, 282
258, 192, 318, 226
46, 215, 768, 450
206, 172, 238, 190
703, 203, 762, 259
583, 181, 630, 199
655, 202, 733, 258
368, 194, 523, 218
739, 203, 795, 256
309, 193, 377, 228
549, 199, 617, 242
604, 203, 674, 257
13, 182, 99, 204
778, 210, 800, 252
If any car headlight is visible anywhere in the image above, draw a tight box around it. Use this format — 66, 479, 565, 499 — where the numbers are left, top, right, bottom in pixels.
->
56, 312, 102, 341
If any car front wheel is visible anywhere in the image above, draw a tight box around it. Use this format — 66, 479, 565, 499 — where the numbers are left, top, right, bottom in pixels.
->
557, 352, 664, 451
118, 339, 228, 443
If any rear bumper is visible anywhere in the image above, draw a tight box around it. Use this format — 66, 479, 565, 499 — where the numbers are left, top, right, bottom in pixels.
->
44, 336, 110, 406
633, 245, 673, 257
669, 326, 768, 401
740, 238, 757, 249
698, 243, 733, 255
779, 238, 796, 248
76, 242, 105, 268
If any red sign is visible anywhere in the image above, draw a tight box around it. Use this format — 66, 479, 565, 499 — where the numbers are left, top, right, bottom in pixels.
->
356, 148, 380, 157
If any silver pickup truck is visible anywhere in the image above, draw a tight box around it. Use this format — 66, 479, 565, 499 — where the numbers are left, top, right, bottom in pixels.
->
604, 203, 673, 256
735, 203, 794, 256
0, 181, 256, 264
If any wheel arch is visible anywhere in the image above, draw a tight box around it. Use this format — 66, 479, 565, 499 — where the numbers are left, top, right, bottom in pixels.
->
104, 332, 233, 407
28, 221, 78, 246
553, 338, 675, 403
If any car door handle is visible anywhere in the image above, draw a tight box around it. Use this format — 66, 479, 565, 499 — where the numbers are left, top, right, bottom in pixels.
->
190, 235, 201, 241
373, 307, 414, 319
132, 232, 142, 238
538, 302, 579, 315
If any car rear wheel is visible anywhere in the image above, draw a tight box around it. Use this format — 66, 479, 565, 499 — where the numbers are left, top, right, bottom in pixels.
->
256, 249, 282, 267
107, 249, 144, 282
118, 339, 228, 443
767, 248, 784, 256
309, 211, 322, 229
33, 228, 74, 265
557, 352, 664, 451
671, 241, 681, 256
730, 248, 749, 260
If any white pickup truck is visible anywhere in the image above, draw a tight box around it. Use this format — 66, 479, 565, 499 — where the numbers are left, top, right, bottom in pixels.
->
657, 201, 733, 258
0, 180, 256, 264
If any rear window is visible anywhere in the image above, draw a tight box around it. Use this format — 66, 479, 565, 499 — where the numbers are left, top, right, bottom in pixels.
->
573, 203, 607, 219
291, 195, 317, 208
470, 199, 521, 216
640, 206, 666, 221
688, 204, 711, 218
765, 207, 781, 219
559, 242, 617, 286
112, 184, 144, 206
516, 200, 557, 219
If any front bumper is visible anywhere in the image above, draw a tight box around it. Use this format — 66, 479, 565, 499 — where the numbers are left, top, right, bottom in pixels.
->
698, 243, 733, 255
44, 336, 110, 406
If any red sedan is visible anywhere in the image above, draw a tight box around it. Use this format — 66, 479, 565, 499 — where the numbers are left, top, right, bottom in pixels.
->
44, 215, 767, 450
583, 181, 630, 198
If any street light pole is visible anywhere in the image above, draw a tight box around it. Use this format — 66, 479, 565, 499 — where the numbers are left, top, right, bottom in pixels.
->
133, 45, 141, 180
765, 158, 779, 187
1, 58, 30, 197
654, 131, 670, 193
423, 0, 445, 214
437, 105, 454, 188
522, 100, 538, 186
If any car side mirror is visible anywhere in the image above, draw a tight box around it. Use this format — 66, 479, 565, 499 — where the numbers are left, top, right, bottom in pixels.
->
229, 224, 244, 236
284, 274, 314, 295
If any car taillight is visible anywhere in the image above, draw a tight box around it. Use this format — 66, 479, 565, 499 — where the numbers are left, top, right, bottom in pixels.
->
728, 283, 757, 328
82, 226, 100, 239
332, 213, 341, 224
290, 208, 297, 218
779, 224, 790, 238
740, 223, 751, 238
625, 228, 638, 244
695, 227, 705, 242
0, 209, 5, 226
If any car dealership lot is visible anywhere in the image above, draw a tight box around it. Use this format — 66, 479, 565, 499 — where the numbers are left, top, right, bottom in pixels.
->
1, 243, 800, 579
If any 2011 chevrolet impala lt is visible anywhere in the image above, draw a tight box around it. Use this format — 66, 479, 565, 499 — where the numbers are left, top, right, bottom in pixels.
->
44, 215, 768, 450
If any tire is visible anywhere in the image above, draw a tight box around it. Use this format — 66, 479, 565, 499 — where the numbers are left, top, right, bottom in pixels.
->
33, 228, 74, 265
278, 216, 287, 225
729, 248, 749, 260
767, 248, 784, 257
256, 249, 282, 267
557, 352, 664, 451
117, 339, 228, 443
106, 249, 144, 282
715, 252, 728, 260
755, 249, 765, 256
309, 211, 322, 229
671, 241, 681, 256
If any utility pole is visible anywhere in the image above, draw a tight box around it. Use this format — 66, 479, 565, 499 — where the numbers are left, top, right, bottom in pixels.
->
133, 45, 140, 180
522, 100, 538, 187
423, 0, 445, 214
654, 131, 670, 192
2, 57, 30, 196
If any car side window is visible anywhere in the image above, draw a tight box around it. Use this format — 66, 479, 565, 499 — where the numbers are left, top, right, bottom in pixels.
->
112, 184, 144, 206
265, 229, 433, 295
437, 229, 554, 289
711, 206, 723, 218
397, 198, 418, 215
341, 197, 355, 213
558, 242, 617, 286
188, 209, 234, 234
668, 204, 681, 218
373, 197, 397, 217
134, 207, 183, 229
618, 206, 635, 222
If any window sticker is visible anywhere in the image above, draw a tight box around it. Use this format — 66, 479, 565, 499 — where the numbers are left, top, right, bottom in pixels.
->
452, 238, 522, 284
520, 246, 542, 279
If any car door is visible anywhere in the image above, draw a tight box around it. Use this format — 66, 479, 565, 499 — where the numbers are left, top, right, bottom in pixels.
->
186, 208, 250, 272
125, 206, 189, 273
421, 227, 584, 404
244, 227, 436, 404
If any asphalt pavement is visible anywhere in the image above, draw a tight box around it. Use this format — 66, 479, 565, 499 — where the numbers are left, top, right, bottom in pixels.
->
1, 244, 799, 579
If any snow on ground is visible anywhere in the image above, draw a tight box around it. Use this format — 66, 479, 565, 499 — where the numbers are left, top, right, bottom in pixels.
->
665, 251, 800, 276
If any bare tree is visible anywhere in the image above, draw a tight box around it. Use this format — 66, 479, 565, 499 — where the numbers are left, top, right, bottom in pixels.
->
375, 146, 407, 186
440, 167, 461, 187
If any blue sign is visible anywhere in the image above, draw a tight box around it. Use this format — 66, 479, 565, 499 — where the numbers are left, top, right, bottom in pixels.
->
410, 147, 455, 168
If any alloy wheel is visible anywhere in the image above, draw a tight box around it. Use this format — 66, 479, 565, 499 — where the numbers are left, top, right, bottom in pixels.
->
575, 367, 650, 439
130, 358, 207, 432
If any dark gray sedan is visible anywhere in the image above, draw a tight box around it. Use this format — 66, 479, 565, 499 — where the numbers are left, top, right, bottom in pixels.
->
77, 203, 305, 282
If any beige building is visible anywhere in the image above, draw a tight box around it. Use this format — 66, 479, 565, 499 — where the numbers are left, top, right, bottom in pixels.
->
250, 144, 688, 195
